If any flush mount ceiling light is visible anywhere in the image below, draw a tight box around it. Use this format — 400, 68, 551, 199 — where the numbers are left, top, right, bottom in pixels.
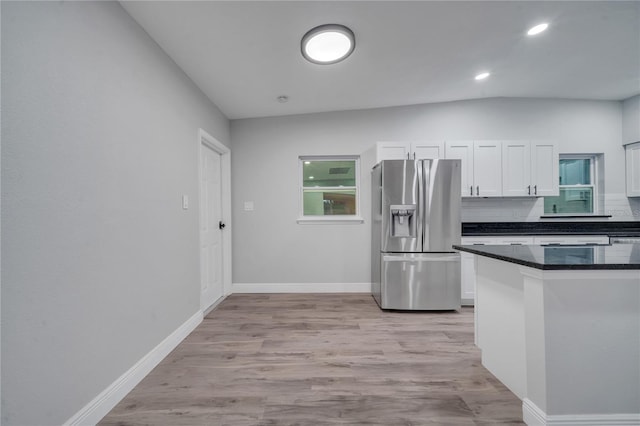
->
301, 24, 355, 65
475, 72, 491, 81
527, 23, 549, 36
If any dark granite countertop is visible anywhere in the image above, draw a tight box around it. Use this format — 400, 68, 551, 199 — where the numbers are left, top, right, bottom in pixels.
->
462, 221, 640, 237
453, 243, 640, 270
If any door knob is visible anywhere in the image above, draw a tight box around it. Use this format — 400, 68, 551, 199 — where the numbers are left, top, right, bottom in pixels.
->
219, 221, 226, 230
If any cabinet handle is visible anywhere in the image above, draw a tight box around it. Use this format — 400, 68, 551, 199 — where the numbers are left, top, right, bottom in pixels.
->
470, 185, 473, 196
477, 186, 479, 196
534, 185, 537, 195
406, 153, 410, 159
413, 152, 416, 160
528, 185, 531, 195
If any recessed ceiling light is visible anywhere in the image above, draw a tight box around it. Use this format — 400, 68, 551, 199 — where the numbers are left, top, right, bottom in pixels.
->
527, 23, 549, 36
301, 24, 355, 65
475, 72, 491, 81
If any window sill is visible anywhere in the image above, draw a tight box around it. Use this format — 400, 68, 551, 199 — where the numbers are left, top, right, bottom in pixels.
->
297, 216, 364, 225
540, 215, 612, 219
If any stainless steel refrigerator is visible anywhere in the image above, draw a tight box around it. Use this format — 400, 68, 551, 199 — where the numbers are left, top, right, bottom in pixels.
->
371, 159, 461, 310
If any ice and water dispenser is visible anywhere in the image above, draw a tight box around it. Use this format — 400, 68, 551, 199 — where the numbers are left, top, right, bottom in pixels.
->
390, 204, 416, 237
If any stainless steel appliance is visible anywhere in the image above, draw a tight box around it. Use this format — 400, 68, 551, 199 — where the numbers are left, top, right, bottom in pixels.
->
371, 159, 461, 310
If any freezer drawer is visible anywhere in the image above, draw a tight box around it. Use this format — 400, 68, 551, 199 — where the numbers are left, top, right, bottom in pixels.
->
377, 253, 461, 310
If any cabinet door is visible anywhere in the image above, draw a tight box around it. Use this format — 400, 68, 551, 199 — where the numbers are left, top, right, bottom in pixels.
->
502, 141, 532, 197
445, 141, 474, 197
533, 235, 608, 245
495, 236, 535, 245
570, 236, 609, 245
533, 236, 566, 245
460, 252, 476, 305
531, 140, 559, 196
458, 235, 534, 307
626, 142, 640, 197
376, 142, 411, 161
411, 141, 444, 159
473, 141, 502, 197
461, 237, 495, 245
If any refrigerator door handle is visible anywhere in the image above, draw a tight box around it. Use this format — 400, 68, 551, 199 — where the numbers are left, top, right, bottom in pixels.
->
417, 159, 424, 252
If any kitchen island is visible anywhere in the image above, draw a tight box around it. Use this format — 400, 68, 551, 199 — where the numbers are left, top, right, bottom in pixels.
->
453, 244, 640, 426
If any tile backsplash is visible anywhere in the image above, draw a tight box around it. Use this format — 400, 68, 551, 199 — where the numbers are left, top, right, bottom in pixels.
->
461, 194, 640, 222
604, 194, 640, 220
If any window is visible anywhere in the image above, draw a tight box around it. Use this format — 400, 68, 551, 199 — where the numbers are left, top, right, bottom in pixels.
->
544, 155, 599, 215
298, 156, 362, 223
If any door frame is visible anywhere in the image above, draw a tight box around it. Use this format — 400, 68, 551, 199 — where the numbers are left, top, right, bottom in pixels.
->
198, 128, 232, 311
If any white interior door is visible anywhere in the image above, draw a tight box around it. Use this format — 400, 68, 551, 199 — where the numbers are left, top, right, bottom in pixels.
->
200, 143, 224, 310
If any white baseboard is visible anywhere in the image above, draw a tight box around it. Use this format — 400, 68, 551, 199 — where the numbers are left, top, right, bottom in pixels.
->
64, 310, 204, 426
232, 282, 371, 293
523, 398, 640, 426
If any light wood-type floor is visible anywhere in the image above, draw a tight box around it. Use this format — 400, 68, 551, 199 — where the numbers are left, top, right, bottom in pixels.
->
100, 294, 524, 425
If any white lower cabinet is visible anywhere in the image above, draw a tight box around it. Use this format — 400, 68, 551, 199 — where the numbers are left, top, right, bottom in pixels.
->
459, 235, 608, 305
625, 142, 640, 197
533, 235, 609, 245
460, 251, 476, 305
459, 236, 534, 306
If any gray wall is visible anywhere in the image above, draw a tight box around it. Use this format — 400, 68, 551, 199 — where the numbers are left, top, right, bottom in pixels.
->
1, 2, 229, 424
622, 95, 640, 144
230, 98, 636, 285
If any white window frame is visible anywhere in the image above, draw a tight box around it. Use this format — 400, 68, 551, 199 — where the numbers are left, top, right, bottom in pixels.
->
544, 154, 600, 216
297, 155, 364, 224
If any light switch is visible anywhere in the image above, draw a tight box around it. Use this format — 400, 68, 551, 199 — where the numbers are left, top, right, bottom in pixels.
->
244, 201, 254, 211
182, 195, 189, 210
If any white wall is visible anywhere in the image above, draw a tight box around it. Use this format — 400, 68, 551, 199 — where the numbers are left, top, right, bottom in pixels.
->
1, 2, 229, 425
230, 98, 638, 285
622, 95, 640, 144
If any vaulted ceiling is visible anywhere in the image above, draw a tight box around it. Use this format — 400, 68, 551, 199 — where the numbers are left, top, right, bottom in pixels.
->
121, 1, 640, 120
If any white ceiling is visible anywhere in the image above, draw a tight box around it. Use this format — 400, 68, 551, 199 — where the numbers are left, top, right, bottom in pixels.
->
121, 1, 640, 120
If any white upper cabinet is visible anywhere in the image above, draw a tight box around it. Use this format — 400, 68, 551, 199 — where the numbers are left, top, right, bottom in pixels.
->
531, 140, 559, 196
363, 141, 445, 178
411, 141, 445, 159
445, 140, 501, 197
370, 141, 445, 163
367, 139, 558, 199
502, 141, 531, 196
374, 141, 411, 160
445, 141, 474, 196
622, 95, 640, 145
626, 142, 640, 197
473, 141, 502, 197
502, 140, 559, 197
